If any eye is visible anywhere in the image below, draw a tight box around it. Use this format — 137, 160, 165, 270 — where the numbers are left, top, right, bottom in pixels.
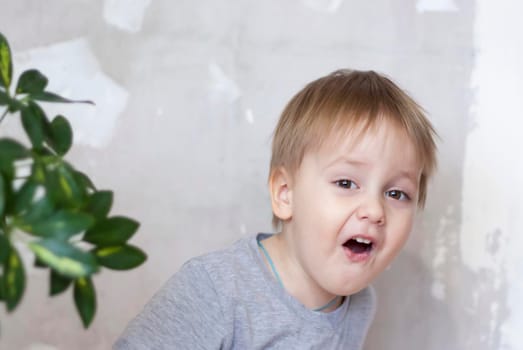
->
385, 189, 410, 201
334, 179, 358, 189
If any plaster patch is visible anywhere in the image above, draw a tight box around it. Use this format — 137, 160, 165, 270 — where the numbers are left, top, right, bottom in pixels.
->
103, 0, 151, 33
429, 208, 453, 301
462, 0, 523, 271
416, 0, 458, 13
14, 38, 128, 148
462, 0, 523, 347
245, 109, 255, 124
208, 63, 241, 104
303, 0, 344, 13
432, 218, 449, 268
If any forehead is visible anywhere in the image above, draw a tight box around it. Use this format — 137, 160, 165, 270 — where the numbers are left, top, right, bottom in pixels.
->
305, 119, 421, 172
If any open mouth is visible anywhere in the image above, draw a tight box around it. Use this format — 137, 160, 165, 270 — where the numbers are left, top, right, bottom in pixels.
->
343, 237, 374, 256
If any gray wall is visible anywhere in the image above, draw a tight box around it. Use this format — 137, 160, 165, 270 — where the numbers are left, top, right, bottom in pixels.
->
1, 0, 522, 349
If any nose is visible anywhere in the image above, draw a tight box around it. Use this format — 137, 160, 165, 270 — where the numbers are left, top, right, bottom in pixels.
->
356, 194, 385, 225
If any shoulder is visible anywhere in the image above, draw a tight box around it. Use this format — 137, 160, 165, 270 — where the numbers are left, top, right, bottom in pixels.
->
180, 233, 272, 314
184, 233, 259, 284
112, 237, 258, 349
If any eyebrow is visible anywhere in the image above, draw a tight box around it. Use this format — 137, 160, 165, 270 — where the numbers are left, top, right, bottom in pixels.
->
324, 156, 420, 185
324, 156, 370, 170
324, 156, 368, 169
390, 170, 420, 187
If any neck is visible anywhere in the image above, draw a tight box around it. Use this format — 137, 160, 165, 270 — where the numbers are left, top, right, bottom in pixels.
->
261, 232, 341, 312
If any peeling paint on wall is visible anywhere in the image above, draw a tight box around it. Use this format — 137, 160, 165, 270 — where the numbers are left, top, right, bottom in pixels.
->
416, 0, 458, 13
462, 0, 523, 347
430, 206, 454, 300
208, 62, 241, 104
103, 0, 152, 33
245, 108, 255, 124
14, 38, 128, 148
303, 0, 344, 13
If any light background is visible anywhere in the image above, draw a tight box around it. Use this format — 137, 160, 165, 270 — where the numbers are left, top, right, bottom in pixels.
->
1, 0, 522, 349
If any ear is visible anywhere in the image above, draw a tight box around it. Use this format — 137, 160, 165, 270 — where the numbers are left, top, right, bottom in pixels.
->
269, 167, 293, 221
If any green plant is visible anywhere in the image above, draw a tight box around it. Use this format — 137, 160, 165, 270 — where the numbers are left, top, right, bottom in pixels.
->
0, 33, 146, 328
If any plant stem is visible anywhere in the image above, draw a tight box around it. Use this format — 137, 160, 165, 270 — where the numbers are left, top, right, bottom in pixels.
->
0, 108, 8, 124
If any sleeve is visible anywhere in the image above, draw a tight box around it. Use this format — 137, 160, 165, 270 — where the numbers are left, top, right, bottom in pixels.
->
113, 259, 229, 350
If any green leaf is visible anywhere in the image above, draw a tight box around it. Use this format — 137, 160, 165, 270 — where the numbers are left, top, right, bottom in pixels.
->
12, 179, 39, 216
16, 69, 48, 94
31, 159, 46, 183
83, 216, 139, 247
0, 172, 5, 218
29, 239, 99, 278
74, 276, 96, 328
0, 138, 30, 160
0, 158, 15, 180
50, 269, 72, 296
21, 101, 50, 150
28, 210, 94, 240
0, 88, 8, 105
94, 245, 146, 270
45, 162, 85, 209
0, 33, 13, 89
30, 91, 94, 105
0, 138, 29, 179
0, 275, 4, 300
7, 97, 24, 112
0, 233, 9, 263
73, 171, 96, 192
47, 115, 73, 156
3, 245, 26, 312
17, 194, 54, 225
85, 191, 113, 221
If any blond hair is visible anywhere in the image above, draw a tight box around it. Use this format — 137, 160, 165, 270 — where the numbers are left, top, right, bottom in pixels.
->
269, 69, 437, 227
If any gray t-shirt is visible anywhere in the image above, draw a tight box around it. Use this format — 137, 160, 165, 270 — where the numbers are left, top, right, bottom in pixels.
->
114, 233, 376, 349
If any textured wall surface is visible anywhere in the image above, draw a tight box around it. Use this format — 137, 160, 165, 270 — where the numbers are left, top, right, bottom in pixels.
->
0, 1, 521, 349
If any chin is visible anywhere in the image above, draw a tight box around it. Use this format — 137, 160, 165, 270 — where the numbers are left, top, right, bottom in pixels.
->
332, 279, 370, 296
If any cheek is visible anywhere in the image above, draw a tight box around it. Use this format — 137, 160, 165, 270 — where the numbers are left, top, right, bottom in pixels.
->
293, 186, 333, 224
388, 212, 415, 247
296, 200, 348, 237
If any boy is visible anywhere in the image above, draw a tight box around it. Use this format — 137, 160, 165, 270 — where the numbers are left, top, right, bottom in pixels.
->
114, 69, 437, 349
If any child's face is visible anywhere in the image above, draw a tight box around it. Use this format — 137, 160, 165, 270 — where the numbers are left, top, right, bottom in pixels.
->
284, 120, 421, 296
